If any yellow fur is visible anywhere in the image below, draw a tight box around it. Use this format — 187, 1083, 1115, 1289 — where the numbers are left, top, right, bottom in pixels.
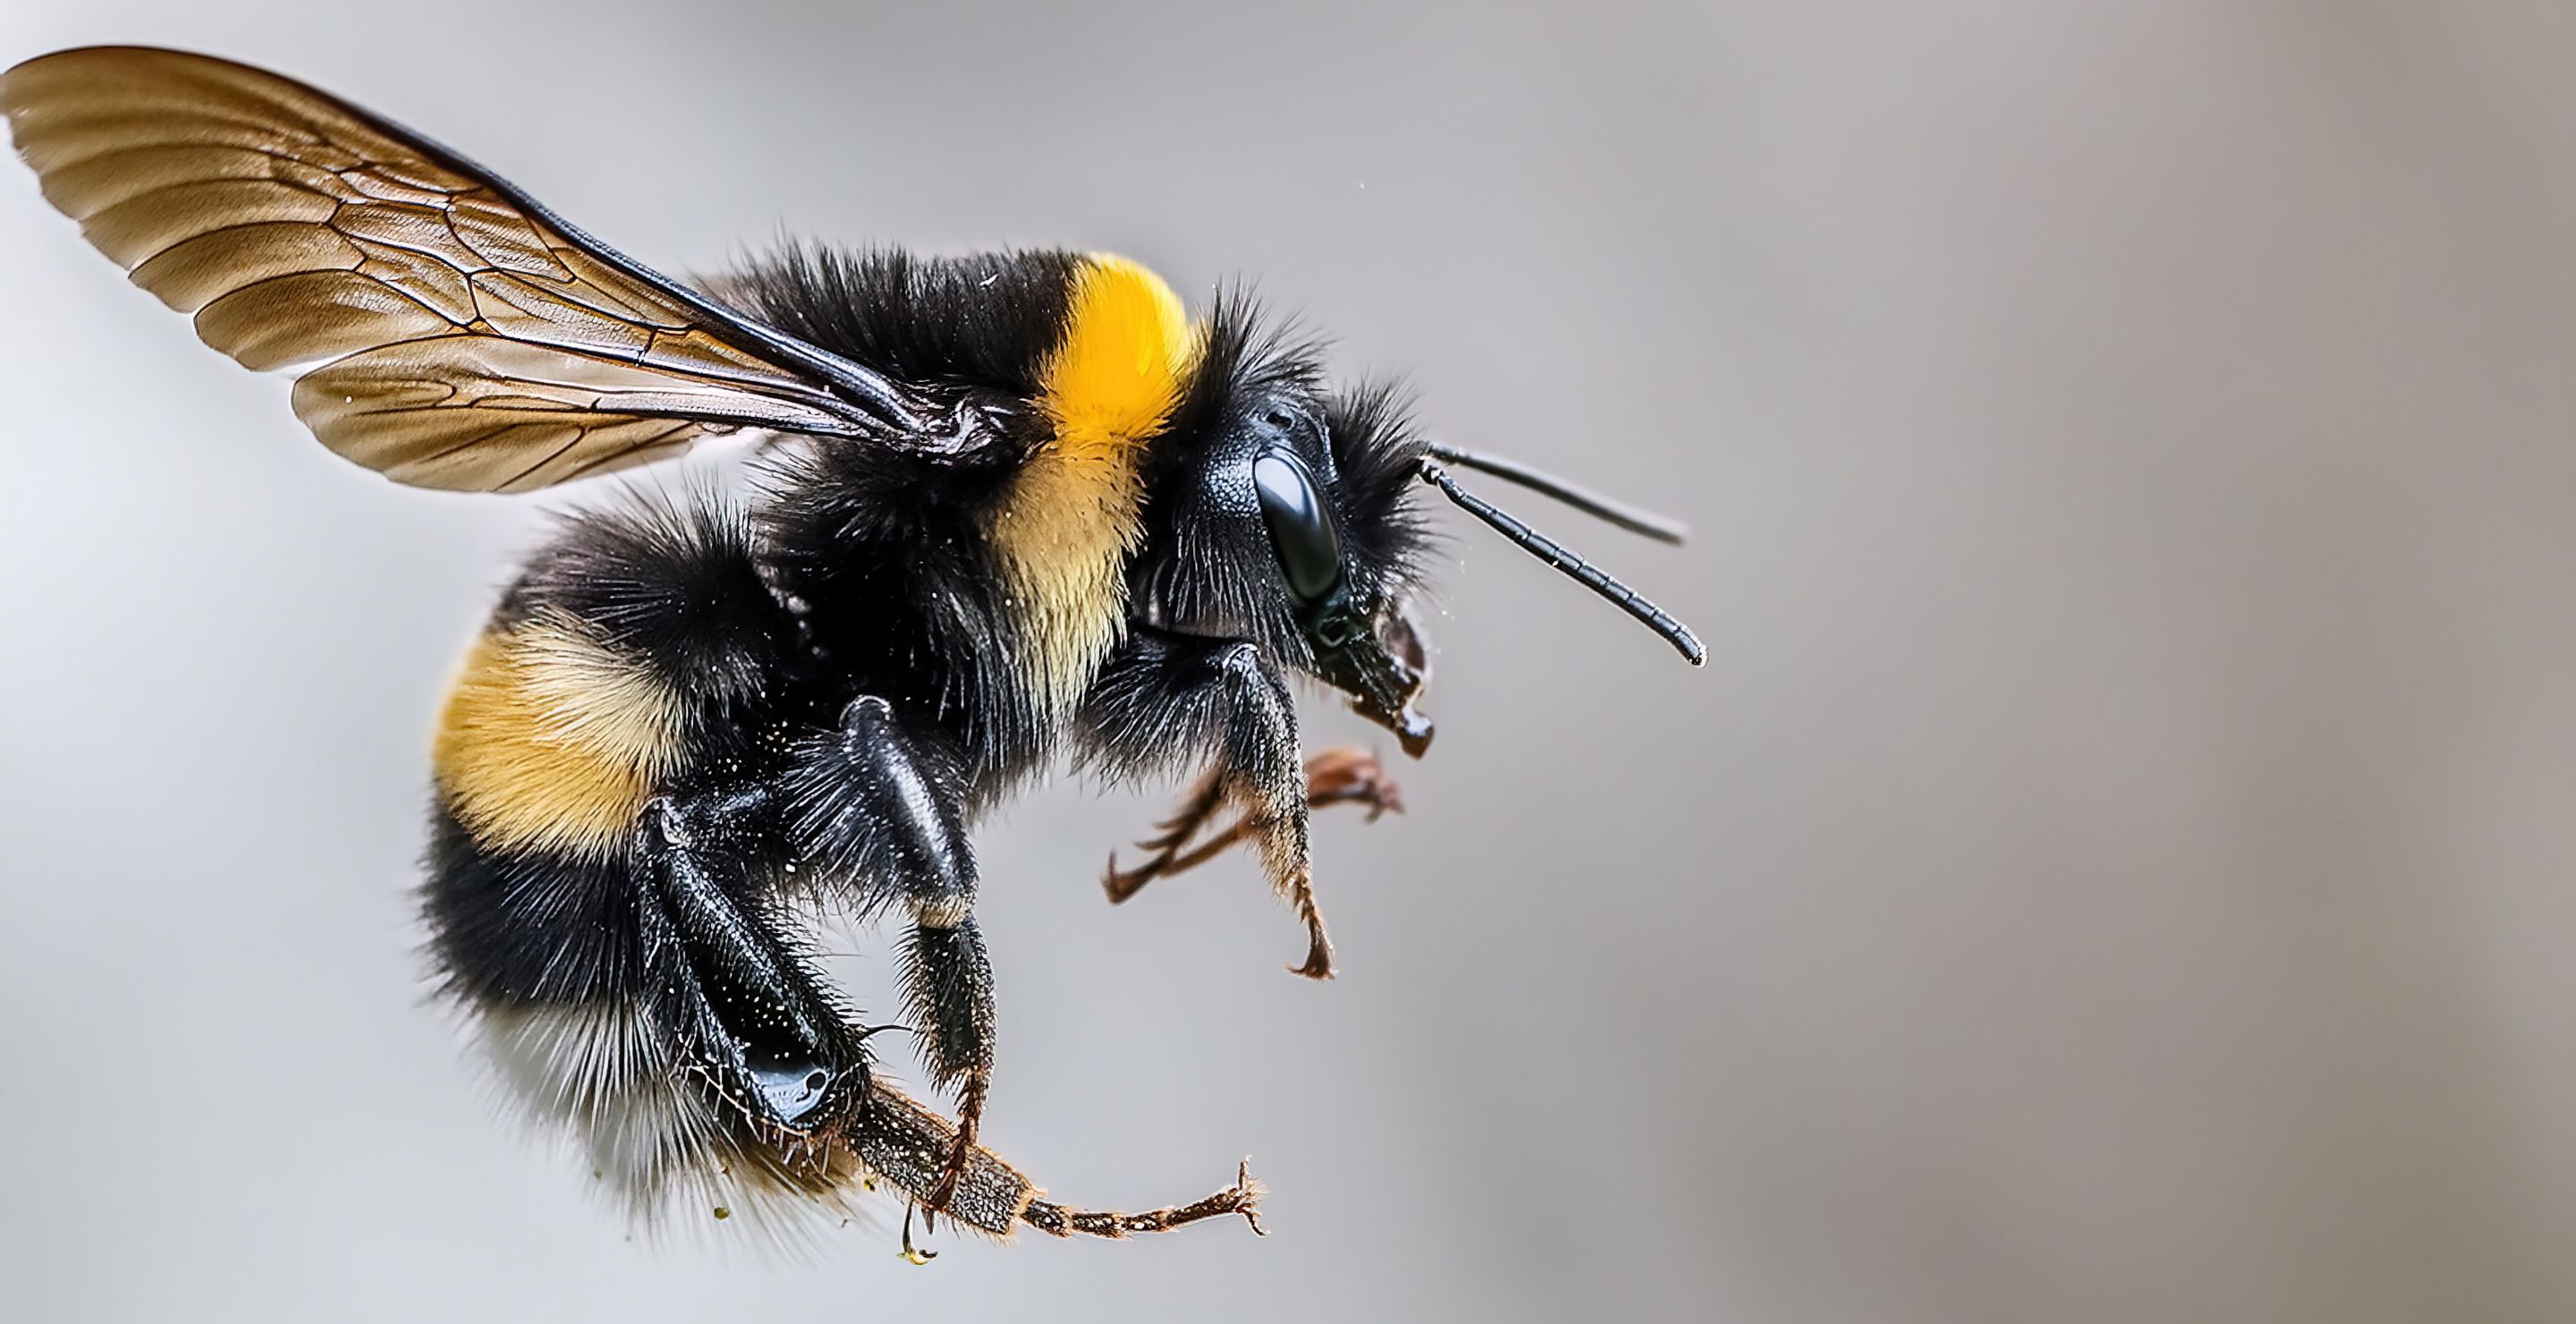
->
990, 254, 1198, 717
433, 612, 684, 857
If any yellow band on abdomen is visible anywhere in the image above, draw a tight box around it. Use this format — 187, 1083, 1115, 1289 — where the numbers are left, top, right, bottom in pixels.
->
432, 612, 685, 858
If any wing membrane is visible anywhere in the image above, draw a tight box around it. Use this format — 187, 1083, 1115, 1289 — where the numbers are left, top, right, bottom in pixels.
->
1, 46, 911, 492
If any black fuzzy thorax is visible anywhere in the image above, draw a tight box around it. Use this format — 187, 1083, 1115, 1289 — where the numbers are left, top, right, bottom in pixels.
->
755, 440, 1036, 777
716, 244, 1079, 395
728, 245, 1089, 785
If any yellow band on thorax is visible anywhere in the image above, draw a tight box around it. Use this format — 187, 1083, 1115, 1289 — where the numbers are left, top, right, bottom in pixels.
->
1046, 255, 1196, 447
989, 255, 1199, 717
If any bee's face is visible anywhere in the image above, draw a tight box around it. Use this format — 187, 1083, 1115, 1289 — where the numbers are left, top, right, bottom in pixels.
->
1138, 341, 1437, 752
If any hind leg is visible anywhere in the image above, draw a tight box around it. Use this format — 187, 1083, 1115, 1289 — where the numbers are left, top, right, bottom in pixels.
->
633, 791, 870, 1139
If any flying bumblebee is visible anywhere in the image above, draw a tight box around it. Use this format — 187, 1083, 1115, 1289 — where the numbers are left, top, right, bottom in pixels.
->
0, 46, 1702, 1252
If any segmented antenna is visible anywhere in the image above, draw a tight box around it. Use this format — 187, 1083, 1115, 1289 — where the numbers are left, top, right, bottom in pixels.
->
1419, 460, 1707, 666
1423, 442, 1690, 544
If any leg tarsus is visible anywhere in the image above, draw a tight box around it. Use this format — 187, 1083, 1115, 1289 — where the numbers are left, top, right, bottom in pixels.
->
1302, 745, 1406, 820
898, 917, 994, 1224
852, 1083, 1267, 1245
921, 1068, 987, 1228
1290, 909, 1335, 981
1021, 1158, 1267, 1241
1280, 747, 1399, 980
1101, 767, 1227, 903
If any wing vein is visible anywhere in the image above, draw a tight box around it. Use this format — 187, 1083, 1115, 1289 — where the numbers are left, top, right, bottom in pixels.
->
2, 45, 944, 492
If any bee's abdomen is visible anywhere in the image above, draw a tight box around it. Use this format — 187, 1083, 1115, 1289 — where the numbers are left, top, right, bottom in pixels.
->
422, 801, 640, 1006
423, 493, 792, 1007
422, 619, 676, 1008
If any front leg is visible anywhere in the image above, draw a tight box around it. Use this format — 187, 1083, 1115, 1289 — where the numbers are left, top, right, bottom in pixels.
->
782, 696, 993, 1215
1081, 632, 1344, 979
1104, 747, 1403, 902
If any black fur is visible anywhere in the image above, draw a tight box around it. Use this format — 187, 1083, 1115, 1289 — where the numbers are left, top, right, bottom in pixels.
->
755, 434, 1044, 777
733, 247, 1091, 777
1321, 378, 1436, 608
496, 491, 792, 717
720, 243, 1080, 397
1077, 629, 1269, 785
422, 803, 640, 1006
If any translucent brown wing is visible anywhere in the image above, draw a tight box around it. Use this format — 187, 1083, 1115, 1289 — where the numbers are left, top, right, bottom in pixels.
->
0, 46, 924, 492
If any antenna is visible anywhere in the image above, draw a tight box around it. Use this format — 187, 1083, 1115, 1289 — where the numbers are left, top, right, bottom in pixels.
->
1419, 460, 1706, 666
1422, 442, 1689, 544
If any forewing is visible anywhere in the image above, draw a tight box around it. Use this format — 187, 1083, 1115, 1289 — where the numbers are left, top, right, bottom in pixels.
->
1, 46, 896, 491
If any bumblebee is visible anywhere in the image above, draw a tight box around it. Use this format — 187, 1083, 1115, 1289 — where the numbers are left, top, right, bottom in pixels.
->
1, 47, 1701, 1250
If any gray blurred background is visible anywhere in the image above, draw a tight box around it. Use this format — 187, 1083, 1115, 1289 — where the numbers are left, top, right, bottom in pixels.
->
4, 2, 2572, 1320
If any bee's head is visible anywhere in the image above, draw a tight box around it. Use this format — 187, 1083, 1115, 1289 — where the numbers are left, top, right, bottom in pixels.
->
1134, 296, 1702, 755
1134, 302, 1438, 752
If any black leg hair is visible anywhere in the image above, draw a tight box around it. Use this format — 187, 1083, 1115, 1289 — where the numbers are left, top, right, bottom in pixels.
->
782, 695, 994, 1215
635, 794, 869, 1140
1204, 643, 1337, 978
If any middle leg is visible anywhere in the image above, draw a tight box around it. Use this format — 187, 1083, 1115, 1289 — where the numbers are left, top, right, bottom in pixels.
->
784, 694, 993, 1216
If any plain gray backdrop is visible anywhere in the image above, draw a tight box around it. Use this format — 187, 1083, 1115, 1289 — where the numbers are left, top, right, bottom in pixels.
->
4, 3, 2572, 1321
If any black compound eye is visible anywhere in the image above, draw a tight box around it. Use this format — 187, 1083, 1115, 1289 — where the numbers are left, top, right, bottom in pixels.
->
1251, 451, 1343, 604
